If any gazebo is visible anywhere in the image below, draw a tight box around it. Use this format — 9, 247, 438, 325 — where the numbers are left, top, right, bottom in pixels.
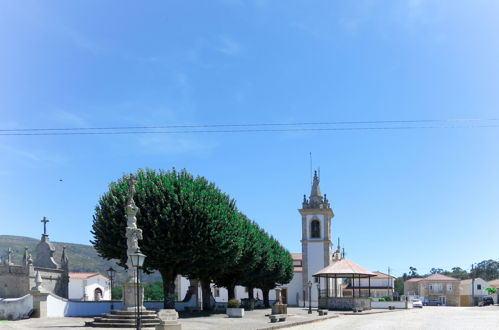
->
313, 258, 376, 311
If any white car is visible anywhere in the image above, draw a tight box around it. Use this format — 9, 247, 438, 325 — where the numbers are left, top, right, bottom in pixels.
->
412, 299, 423, 308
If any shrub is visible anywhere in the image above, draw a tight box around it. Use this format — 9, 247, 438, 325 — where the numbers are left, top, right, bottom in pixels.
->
228, 299, 240, 308
381, 296, 392, 301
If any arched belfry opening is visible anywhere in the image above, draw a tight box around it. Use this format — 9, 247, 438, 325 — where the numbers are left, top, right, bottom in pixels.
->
311, 219, 321, 238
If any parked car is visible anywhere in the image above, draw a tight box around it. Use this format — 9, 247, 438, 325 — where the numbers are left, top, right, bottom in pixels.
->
423, 298, 441, 306
478, 297, 494, 306
411, 298, 423, 308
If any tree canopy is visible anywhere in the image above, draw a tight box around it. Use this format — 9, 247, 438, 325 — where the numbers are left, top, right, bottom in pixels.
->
92, 168, 293, 309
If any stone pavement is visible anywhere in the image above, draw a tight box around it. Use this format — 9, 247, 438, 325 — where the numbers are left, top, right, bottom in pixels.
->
0, 307, 343, 330
285, 306, 499, 330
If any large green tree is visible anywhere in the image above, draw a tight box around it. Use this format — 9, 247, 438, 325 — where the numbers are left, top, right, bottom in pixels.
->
245, 235, 294, 307
92, 168, 244, 309
212, 214, 264, 300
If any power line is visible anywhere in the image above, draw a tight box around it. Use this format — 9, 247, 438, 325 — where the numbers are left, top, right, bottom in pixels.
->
0, 118, 498, 132
1, 124, 499, 136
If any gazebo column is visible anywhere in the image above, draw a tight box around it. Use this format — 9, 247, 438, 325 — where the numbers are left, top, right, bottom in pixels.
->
358, 275, 361, 298
368, 276, 371, 298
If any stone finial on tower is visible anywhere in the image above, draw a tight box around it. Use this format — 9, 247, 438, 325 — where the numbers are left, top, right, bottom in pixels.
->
34, 217, 59, 269
61, 246, 69, 270
310, 170, 322, 201
23, 247, 29, 266
31, 271, 46, 292
6, 248, 13, 265
302, 170, 331, 209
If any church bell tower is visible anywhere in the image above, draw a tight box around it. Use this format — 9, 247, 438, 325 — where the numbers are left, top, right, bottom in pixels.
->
299, 171, 334, 304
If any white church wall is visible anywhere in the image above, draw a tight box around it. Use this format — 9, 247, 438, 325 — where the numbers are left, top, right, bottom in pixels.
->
46, 294, 68, 317
68, 278, 83, 300
0, 294, 33, 320
284, 271, 303, 306
84, 276, 110, 301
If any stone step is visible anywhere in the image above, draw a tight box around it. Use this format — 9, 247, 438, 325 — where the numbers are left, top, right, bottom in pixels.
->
110, 310, 158, 316
93, 317, 160, 324
86, 322, 159, 328
96, 314, 159, 320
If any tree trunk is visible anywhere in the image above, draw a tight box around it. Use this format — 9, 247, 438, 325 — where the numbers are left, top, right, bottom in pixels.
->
159, 268, 176, 309
263, 288, 270, 308
248, 286, 254, 300
227, 284, 236, 300
200, 279, 214, 311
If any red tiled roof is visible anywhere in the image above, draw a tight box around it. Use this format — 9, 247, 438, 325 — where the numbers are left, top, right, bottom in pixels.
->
422, 274, 459, 281
313, 258, 375, 277
488, 279, 499, 287
406, 274, 459, 283
69, 272, 108, 280
291, 253, 302, 260
372, 271, 396, 279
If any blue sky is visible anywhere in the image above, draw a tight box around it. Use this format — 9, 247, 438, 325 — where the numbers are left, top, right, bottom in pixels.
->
1, 0, 498, 276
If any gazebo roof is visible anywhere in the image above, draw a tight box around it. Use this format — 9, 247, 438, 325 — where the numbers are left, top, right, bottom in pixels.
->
313, 258, 376, 278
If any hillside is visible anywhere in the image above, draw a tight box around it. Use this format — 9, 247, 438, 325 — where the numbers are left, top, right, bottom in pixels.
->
0, 235, 161, 283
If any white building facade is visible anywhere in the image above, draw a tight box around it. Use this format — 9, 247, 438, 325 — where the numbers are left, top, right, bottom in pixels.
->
68, 272, 111, 301
174, 171, 336, 307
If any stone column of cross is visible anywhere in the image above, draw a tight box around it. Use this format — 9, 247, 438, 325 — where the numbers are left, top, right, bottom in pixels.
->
41, 217, 49, 235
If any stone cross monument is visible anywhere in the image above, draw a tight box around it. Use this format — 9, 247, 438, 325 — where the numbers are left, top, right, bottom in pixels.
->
122, 174, 145, 311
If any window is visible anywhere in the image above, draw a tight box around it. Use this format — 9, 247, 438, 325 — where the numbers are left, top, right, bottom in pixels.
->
214, 287, 220, 298
447, 284, 452, 292
311, 220, 320, 238
477, 284, 481, 290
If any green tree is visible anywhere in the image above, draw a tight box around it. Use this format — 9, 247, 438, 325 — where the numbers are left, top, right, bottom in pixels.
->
92, 168, 244, 309
394, 278, 404, 296
247, 236, 294, 307
212, 215, 264, 300
471, 260, 499, 281
144, 281, 164, 301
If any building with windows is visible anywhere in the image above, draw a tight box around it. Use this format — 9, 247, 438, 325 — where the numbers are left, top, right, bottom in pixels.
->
459, 278, 491, 306
404, 274, 460, 306
68, 272, 111, 301
343, 271, 395, 298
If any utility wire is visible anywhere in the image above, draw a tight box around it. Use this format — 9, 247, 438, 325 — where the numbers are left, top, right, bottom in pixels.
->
1, 125, 499, 136
0, 118, 498, 132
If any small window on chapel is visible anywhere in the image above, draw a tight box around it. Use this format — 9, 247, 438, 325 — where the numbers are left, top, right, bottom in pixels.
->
311, 220, 320, 238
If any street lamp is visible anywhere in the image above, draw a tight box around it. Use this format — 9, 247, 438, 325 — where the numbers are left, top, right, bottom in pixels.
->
316, 281, 320, 311
308, 281, 312, 314
107, 267, 116, 311
130, 249, 146, 330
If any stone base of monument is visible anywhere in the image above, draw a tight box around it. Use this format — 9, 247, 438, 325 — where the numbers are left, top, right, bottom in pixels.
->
155, 309, 182, 330
122, 282, 145, 311
85, 309, 162, 328
271, 303, 287, 315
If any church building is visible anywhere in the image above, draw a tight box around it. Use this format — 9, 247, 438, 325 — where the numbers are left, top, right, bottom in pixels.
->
177, 170, 340, 307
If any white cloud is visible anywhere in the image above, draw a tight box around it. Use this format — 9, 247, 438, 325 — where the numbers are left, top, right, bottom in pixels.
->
217, 37, 241, 55
51, 109, 88, 127
136, 134, 217, 155
0, 144, 68, 166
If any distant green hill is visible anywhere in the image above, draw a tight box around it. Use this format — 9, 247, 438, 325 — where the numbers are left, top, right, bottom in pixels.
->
0, 235, 161, 283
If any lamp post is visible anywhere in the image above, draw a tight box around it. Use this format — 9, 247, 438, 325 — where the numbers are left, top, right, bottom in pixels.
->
130, 249, 146, 330
308, 281, 312, 314
316, 281, 321, 311
107, 267, 116, 311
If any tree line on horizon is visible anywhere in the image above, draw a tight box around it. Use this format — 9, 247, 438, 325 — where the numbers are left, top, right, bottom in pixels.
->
91, 168, 294, 309
394, 259, 499, 295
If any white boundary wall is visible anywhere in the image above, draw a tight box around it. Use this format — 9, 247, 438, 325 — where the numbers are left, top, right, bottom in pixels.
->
371, 300, 412, 309
0, 295, 33, 320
